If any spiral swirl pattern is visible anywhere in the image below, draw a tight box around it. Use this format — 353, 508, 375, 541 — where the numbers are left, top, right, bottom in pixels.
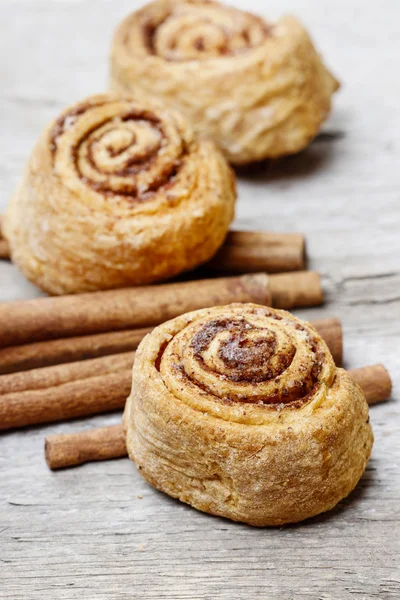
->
148, 304, 336, 423
111, 1, 339, 164
127, 303, 372, 526
141, 1, 270, 61
50, 96, 190, 202
5, 92, 235, 294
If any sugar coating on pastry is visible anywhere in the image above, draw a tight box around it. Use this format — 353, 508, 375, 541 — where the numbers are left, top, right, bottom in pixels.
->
4, 93, 235, 295
110, 0, 339, 164
124, 303, 373, 526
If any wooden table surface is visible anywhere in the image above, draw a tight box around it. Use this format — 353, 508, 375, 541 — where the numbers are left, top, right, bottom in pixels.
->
1, 1, 399, 598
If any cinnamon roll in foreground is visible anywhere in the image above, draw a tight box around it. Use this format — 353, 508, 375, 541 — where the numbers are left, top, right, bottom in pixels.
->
110, 0, 339, 164
124, 304, 373, 526
4, 94, 235, 294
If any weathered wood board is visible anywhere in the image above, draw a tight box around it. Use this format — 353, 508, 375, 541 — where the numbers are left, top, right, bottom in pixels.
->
0, 1, 399, 598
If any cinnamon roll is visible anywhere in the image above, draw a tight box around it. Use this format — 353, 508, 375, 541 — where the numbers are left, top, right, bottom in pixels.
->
4, 93, 235, 295
124, 304, 373, 526
110, 0, 339, 165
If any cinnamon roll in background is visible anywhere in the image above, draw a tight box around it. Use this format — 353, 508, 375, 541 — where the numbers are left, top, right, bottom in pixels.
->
4, 94, 235, 295
124, 304, 373, 526
110, 0, 339, 165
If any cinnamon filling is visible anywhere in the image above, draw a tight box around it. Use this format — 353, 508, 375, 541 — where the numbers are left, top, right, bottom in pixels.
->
161, 316, 329, 408
140, 6, 271, 62
49, 102, 188, 202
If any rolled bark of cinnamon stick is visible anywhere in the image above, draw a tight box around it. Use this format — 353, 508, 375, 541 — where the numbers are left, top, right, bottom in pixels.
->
0, 272, 322, 348
0, 370, 133, 431
0, 351, 135, 395
0, 329, 150, 374
0, 316, 340, 375
0, 215, 9, 259
0, 239, 9, 259
349, 364, 392, 405
0, 317, 339, 431
311, 318, 343, 367
44, 364, 392, 470
267, 272, 322, 309
207, 231, 305, 273
45, 424, 127, 470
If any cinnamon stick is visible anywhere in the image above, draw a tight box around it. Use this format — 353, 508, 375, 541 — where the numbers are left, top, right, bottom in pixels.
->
0, 215, 9, 259
0, 316, 340, 375
0, 240, 9, 259
44, 364, 392, 470
0, 370, 133, 431
349, 364, 392, 405
45, 424, 127, 470
267, 272, 322, 309
311, 317, 343, 366
0, 351, 135, 396
207, 231, 305, 273
0, 328, 151, 374
0, 272, 322, 348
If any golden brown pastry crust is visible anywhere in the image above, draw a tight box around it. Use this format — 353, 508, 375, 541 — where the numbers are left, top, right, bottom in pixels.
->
124, 303, 373, 526
110, 0, 339, 165
4, 93, 235, 295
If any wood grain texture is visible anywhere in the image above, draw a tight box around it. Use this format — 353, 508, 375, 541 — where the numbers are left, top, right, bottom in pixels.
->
0, 0, 399, 598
